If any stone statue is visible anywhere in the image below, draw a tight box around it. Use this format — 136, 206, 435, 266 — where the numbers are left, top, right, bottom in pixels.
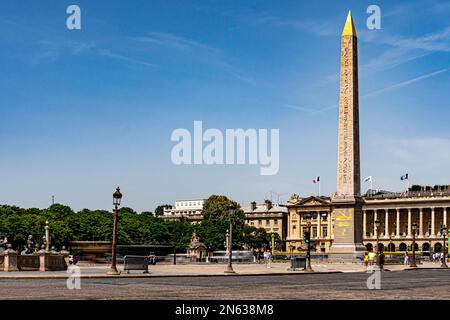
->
0, 236, 8, 254
23, 235, 35, 255
289, 194, 300, 204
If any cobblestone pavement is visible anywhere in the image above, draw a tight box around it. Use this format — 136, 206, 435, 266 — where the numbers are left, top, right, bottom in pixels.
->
1, 268, 449, 299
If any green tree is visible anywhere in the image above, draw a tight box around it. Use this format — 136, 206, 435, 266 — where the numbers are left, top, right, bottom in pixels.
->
154, 205, 171, 216
202, 195, 245, 225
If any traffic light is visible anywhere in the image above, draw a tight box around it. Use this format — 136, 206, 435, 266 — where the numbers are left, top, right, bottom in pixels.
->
304, 231, 311, 243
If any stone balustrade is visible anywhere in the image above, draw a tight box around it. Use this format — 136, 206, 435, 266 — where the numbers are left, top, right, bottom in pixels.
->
0, 249, 68, 272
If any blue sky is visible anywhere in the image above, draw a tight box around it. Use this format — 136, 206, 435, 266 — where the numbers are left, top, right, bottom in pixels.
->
0, 0, 449, 212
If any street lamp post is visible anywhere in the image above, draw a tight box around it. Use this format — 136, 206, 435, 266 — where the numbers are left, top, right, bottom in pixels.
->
410, 222, 418, 268
108, 187, 122, 275
303, 212, 316, 272
225, 208, 235, 274
375, 219, 380, 267
441, 225, 448, 268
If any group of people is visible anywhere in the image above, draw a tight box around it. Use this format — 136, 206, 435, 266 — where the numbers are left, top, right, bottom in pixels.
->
430, 252, 446, 263
404, 251, 446, 265
253, 248, 273, 268
365, 250, 447, 268
363, 251, 385, 270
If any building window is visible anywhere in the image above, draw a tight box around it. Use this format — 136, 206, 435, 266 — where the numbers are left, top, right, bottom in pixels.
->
258, 220, 262, 226
322, 226, 328, 237
250, 222, 254, 226
266, 220, 270, 225
312, 227, 317, 238
274, 219, 278, 225
302, 227, 308, 236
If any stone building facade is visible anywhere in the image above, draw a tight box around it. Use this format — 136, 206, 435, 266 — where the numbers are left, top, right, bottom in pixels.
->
160, 199, 205, 224
242, 200, 288, 241
285, 190, 450, 253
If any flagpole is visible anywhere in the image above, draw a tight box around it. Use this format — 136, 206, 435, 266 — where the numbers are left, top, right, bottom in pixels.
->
318, 180, 321, 197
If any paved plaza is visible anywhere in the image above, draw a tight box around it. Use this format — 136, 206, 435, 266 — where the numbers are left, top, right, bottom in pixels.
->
0, 261, 449, 300
0, 267, 449, 300
0, 261, 446, 279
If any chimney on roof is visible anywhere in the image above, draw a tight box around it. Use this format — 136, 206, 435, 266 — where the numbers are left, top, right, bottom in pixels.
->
265, 199, 273, 210
250, 201, 257, 211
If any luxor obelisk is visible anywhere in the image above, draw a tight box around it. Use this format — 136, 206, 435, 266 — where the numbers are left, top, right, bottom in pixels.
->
330, 11, 366, 257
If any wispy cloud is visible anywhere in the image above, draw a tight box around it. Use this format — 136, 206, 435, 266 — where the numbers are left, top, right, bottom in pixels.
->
285, 67, 449, 116
135, 32, 219, 54
133, 31, 257, 85
362, 67, 449, 98
357, 25, 450, 77
98, 49, 157, 68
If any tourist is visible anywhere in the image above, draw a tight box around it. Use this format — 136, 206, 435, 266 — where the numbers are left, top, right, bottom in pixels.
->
263, 249, 269, 266
267, 249, 273, 269
368, 251, 376, 266
363, 252, 369, 267
379, 251, 385, 271
257, 249, 263, 264
404, 252, 409, 265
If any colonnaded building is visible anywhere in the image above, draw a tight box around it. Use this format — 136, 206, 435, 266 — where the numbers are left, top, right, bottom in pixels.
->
284, 12, 450, 256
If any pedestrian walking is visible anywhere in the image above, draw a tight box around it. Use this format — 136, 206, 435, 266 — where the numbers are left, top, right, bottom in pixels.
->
404, 252, 409, 265
368, 251, 376, 266
363, 252, 369, 267
263, 250, 269, 267
379, 251, 385, 271
267, 249, 273, 269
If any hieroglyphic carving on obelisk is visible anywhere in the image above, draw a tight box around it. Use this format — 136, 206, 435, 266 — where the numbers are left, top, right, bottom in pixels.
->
336, 11, 360, 198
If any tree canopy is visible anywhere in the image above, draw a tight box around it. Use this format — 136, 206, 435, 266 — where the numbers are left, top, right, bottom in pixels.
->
0, 195, 275, 253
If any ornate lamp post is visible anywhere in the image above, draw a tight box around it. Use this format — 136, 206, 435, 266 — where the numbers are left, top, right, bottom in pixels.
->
108, 187, 122, 275
303, 212, 316, 272
375, 219, 381, 266
441, 225, 448, 268
410, 222, 418, 268
225, 208, 235, 274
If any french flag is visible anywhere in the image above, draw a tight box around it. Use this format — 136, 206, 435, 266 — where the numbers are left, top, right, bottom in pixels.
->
313, 176, 320, 184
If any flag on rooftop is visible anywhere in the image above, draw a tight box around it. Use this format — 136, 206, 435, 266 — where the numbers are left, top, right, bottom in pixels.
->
401, 173, 409, 181
313, 176, 320, 183
364, 176, 372, 182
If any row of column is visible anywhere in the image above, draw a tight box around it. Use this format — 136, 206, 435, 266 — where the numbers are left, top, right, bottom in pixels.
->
363, 207, 448, 238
